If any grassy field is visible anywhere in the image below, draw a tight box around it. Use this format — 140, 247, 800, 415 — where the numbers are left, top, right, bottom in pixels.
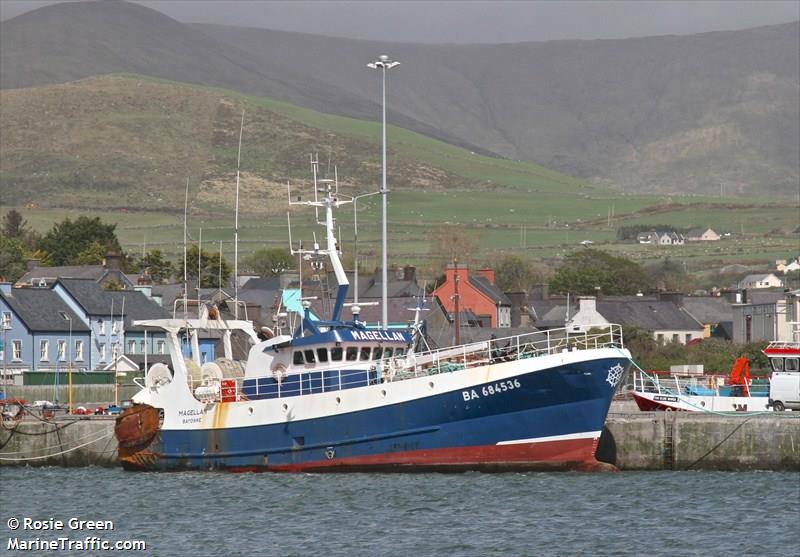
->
3, 75, 797, 275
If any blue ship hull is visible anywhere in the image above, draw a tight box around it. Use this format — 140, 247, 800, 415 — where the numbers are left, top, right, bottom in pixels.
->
118, 356, 627, 472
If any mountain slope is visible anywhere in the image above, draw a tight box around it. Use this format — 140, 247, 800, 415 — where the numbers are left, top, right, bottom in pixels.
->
0, 75, 586, 212
196, 21, 800, 197
1, 1, 797, 197
0, 0, 480, 154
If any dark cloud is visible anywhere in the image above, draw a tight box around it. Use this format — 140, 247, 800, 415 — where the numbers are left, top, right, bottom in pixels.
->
1, 0, 798, 43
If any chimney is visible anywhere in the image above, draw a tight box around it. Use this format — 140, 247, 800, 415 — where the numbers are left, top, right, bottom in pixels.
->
476, 268, 496, 285
446, 261, 469, 284
578, 296, 596, 312
507, 291, 528, 327
403, 265, 416, 281
103, 252, 122, 271
26, 258, 40, 272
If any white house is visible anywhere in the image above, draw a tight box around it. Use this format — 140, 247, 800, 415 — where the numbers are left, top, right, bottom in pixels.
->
776, 257, 800, 274
686, 228, 721, 241
658, 232, 684, 246
738, 273, 783, 290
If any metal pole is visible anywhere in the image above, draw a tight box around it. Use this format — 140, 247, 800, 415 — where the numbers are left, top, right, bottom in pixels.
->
380, 64, 388, 329
368, 55, 399, 328
354, 197, 360, 305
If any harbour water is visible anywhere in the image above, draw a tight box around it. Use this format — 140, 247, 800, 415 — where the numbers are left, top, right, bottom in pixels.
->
2, 467, 798, 556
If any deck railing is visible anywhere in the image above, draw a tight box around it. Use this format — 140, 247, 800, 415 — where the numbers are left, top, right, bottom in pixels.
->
186, 324, 624, 403
633, 369, 770, 398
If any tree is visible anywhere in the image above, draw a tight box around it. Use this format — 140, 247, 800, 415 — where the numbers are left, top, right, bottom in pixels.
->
37, 216, 122, 266
550, 249, 652, 295
644, 257, 696, 292
0, 234, 27, 282
178, 245, 231, 288
427, 224, 478, 274
494, 254, 535, 292
242, 248, 294, 277
2, 209, 28, 239
138, 249, 175, 283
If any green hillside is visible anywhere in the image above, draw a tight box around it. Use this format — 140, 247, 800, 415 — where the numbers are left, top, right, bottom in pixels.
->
2, 75, 796, 273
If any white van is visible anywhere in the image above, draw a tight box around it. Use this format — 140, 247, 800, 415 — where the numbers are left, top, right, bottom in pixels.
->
769, 372, 800, 411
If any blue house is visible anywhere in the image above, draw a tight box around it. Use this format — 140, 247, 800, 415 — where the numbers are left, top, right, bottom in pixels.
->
52, 279, 170, 371
0, 283, 91, 372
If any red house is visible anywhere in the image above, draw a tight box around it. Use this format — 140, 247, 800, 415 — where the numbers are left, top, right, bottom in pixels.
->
432, 263, 511, 328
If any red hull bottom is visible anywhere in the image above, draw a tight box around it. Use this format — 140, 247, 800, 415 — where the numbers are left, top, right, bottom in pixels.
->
226, 437, 617, 473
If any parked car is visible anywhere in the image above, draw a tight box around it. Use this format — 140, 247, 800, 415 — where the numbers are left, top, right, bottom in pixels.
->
769, 372, 800, 411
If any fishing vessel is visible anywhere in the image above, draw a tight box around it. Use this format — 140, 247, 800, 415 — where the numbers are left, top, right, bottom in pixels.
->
115, 170, 632, 472
631, 342, 800, 413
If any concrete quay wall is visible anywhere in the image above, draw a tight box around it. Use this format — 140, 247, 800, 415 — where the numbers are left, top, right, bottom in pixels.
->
601, 411, 800, 471
0, 418, 118, 467
1, 410, 798, 471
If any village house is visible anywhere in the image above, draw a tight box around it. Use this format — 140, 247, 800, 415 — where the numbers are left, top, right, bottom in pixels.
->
732, 289, 799, 343
685, 228, 721, 241
776, 257, 800, 274
530, 292, 704, 345
738, 273, 783, 290
52, 278, 170, 370
16, 252, 135, 289
0, 282, 91, 374
433, 263, 511, 328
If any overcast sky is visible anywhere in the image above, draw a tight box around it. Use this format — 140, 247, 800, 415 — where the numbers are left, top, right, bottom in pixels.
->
1, 0, 798, 43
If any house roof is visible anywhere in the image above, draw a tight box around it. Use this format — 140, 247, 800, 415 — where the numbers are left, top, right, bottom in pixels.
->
468, 274, 511, 305
595, 300, 702, 331
681, 297, 733, 324
1, 288, 90, 332
55, 279, 169, 330
18, 265, 134, 288
742, 289, 786, 305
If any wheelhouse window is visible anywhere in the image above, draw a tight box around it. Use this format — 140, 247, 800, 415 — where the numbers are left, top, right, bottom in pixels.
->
304, 349, 316, 364
373, 347, 383, 360
771, 358, 784, 372
786, 358, 799, 372
40, 339, 49, 362
293, 351, 304, 365
383, 348, 393, 359
346, 347, 358, 361
359, 347, 371, 361
317, 348, 329, 363
331, 347, 343, 361
395, 348, 405, 357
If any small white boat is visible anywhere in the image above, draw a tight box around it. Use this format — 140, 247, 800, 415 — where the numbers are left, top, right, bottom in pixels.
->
631, 341, 800, 413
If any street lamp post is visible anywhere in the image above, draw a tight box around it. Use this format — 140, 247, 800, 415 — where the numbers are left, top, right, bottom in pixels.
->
368, 54, 400, 328
352, 190, 381, 305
